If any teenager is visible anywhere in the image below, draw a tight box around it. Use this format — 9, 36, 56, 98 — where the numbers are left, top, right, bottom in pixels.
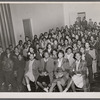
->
85, 42, 97, 78
38, 50, 55, 84
65, 47, 75, 67
80, 47, 93, 84
24, 53, 39, 92
49, 50, 70, 92
70, 52, 90, 92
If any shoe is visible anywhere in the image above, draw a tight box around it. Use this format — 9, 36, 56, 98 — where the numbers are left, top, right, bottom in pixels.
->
44, 88, 48, 92
8, 84, 12, 91
1, 82, 5, 90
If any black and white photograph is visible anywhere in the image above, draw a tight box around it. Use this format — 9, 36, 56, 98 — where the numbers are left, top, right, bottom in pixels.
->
0, 2, 100, 95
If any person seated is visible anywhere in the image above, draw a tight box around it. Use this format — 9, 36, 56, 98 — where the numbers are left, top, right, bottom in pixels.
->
24, 53, 39, 92
38, 50, 55, 91
69, 52, 90, 92
49, 50, 70, 92
37, 70, 50, 92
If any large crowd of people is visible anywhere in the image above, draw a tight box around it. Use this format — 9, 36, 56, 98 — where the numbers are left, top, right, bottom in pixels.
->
0, 17, 100, 92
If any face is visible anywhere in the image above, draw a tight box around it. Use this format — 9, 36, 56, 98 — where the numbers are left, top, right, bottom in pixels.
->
85, 43, 90, 48
36, 44, 39, 49
30, 47, 34, 53
58, 45, 62, 50
15, 48, 19, 53
78, 41, 81, 45
53, 50, 57, 55
73, 44, 77, 48
65, 40, 68, 45
24, 44, 28, 49
29, 54, 34, 60
75, 53, 81, 61
91, 36, 94, 41
28, 41, 31, 45
82, 38, 85, 43
25, 37, 29, 41
39, 49, 43, 53
67, 48, 72, 54
54, 40, 57, 45
48, 44, 51, 49
6, 49, 10, 54
61, 39, 64, 44
18, 55, 22, 61
19, 41, 23, 45
76, 35, 79, 40
80, 47, 85, 54
58, 52, 63, 59
44, 52, 49, 59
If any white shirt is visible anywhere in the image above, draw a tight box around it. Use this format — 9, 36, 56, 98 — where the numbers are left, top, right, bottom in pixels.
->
58, 58, 63, 67
44, 58, 48, 62
65, 53, 71, 60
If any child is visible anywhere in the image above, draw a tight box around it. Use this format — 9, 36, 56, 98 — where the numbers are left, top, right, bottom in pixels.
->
70, 52, 89, 92
49, 50, 70, 92
64, 47, 75, 67
37, 50, 55, 92
24, 53, 39, 92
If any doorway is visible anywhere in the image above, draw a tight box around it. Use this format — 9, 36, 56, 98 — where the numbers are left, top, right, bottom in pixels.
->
23, 18, 33, 40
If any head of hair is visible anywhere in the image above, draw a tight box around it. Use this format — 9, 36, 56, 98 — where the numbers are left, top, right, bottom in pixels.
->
43, 50, 49, 58
65, 47, 73, 53
73, 51, 82, 60
57, 50, 64, 57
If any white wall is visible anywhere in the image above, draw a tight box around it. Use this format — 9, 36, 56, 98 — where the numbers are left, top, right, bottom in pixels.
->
10, 3, 100, 44
63, 2, 100, 26
10, 4, 64, 44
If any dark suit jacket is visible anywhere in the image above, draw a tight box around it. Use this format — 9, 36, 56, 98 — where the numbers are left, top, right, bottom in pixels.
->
85, 52, 93, 67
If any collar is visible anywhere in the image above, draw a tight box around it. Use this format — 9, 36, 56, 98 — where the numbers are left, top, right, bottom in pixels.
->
76, 60, 80, 63
44, 58, 49, 62
58, 58, 63, 62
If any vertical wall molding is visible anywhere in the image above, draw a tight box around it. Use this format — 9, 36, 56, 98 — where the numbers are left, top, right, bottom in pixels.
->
0, 4, 16, 50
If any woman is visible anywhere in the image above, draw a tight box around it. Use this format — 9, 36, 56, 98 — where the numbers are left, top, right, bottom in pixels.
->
80, 47, 93, 84
72, 42, 79, 54
24, 53, 39, 92
85, 42, 97, 78
53, 39, 58, 49
63, 39, 70, 51
46, 43, 52, 56
49, 50, 70, 92
64, 47, 75, 67
51, 49, 58, 61
38, 50, 55, 84
70, 52, 89, 92
35, 47, 43, 60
